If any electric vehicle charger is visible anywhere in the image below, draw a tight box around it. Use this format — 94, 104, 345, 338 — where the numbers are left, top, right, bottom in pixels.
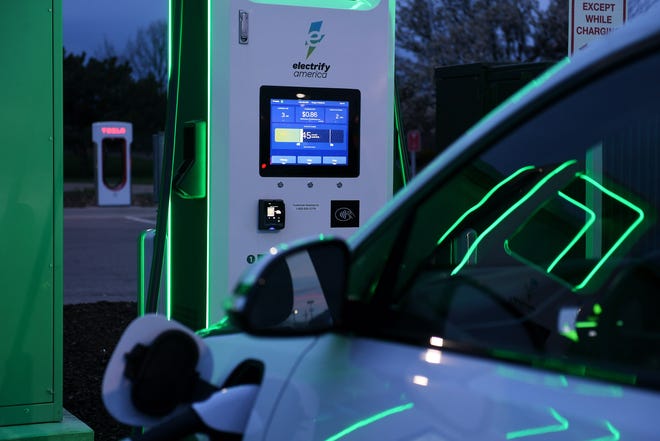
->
123, 329, 210, 417
92, 121, 132, 206
150, 0, 399, 330
121, 385, 259, 441
103, 315, 214, 428
103, 314, 265, 440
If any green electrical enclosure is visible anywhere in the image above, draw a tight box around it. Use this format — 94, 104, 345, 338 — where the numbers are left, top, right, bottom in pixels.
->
0, 0, 63, 427
435, 62, 553, 152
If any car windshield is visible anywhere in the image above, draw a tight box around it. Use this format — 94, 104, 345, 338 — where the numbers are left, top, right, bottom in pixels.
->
347, 48, 660, 387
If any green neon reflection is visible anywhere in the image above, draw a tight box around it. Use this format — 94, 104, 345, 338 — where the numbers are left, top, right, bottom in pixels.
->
506, 407, 569, 439
590, 421, 621, 441
575, 384, 623, 398
496, 367, 569, 388
573, 173, 645, 291
324, 402, 414, 441
492, 349, 636, 384
452, 160, 577, 276
546, 191, 596, 273
503, 172, 646, 291
436, 165, 536, 246
196, 316, 231, 338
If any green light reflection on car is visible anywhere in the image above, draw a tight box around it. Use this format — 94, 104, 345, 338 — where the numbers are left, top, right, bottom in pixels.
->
506, 409, 620, 440
196, 315, 232, 338
601, 421, 621, 441
324, 402, 414, 441
496, 366, 570, 388
491, 349, 637, 385
435, 165, 537, 247
572, 173, 645, 291
506, 407, 569, 439
546, 191, 597, 273
451, 159, 578, 276
583, 421, 621, 441
503, 171, 646, 292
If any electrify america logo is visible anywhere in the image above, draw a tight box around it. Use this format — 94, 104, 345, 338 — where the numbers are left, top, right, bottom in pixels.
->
292, 20, 331, 79
305, 21, 325, 58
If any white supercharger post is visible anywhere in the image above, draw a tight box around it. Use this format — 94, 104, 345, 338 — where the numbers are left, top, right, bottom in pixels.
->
207, 0, 395, 324
92, 121, 132, 206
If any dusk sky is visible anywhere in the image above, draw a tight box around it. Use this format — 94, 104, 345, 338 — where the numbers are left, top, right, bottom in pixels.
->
61, 0, 656, 57
63, 0, 168, 56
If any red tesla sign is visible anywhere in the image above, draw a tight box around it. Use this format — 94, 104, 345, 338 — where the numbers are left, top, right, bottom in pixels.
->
101, 127, 127, 135
407, 129, 421, 152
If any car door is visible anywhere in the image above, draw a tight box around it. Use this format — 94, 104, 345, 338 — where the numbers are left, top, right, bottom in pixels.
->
262, 23, 660, 441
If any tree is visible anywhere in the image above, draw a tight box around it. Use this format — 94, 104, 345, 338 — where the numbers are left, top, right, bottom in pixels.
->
396, 0, 565, 157
63, 51, 136, 177
62, 45, 167, 180
94, 37, 119, 61
125, 20, 168, 93
532, 0, 569, 61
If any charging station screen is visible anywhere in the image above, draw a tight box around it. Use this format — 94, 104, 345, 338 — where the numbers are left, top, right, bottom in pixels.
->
271, 98, 349, 165
260, 86, 360, 177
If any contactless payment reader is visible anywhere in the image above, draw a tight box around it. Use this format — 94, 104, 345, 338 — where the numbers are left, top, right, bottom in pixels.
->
158, 0, 396, 329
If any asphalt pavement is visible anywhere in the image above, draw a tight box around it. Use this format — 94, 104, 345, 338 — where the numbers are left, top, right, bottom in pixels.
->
64, 204, 158, 304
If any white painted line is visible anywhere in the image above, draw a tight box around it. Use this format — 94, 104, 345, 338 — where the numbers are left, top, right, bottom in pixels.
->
124, 216, 157, 225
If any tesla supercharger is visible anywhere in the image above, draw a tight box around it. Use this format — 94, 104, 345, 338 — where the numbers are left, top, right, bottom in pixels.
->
93, 121, 132, 206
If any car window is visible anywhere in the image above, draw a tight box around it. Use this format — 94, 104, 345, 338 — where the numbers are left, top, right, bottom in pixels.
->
349, 50, 660, 385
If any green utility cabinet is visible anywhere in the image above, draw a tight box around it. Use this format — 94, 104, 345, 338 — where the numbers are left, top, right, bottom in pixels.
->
435, 62, 553, 152
0, 1, 63, 426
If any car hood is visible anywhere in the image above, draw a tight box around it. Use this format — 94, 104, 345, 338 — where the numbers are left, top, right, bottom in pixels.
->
265, 334, 660, 440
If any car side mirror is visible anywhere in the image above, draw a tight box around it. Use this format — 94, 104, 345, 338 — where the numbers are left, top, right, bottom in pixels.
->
228, 237, 350, 335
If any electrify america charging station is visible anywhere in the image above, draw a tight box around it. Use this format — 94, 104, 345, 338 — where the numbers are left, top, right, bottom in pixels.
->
207, 0, 394, 322
153, 0, 398, 330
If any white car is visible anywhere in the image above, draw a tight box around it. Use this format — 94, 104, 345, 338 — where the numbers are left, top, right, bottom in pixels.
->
105, 5, 660, 440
